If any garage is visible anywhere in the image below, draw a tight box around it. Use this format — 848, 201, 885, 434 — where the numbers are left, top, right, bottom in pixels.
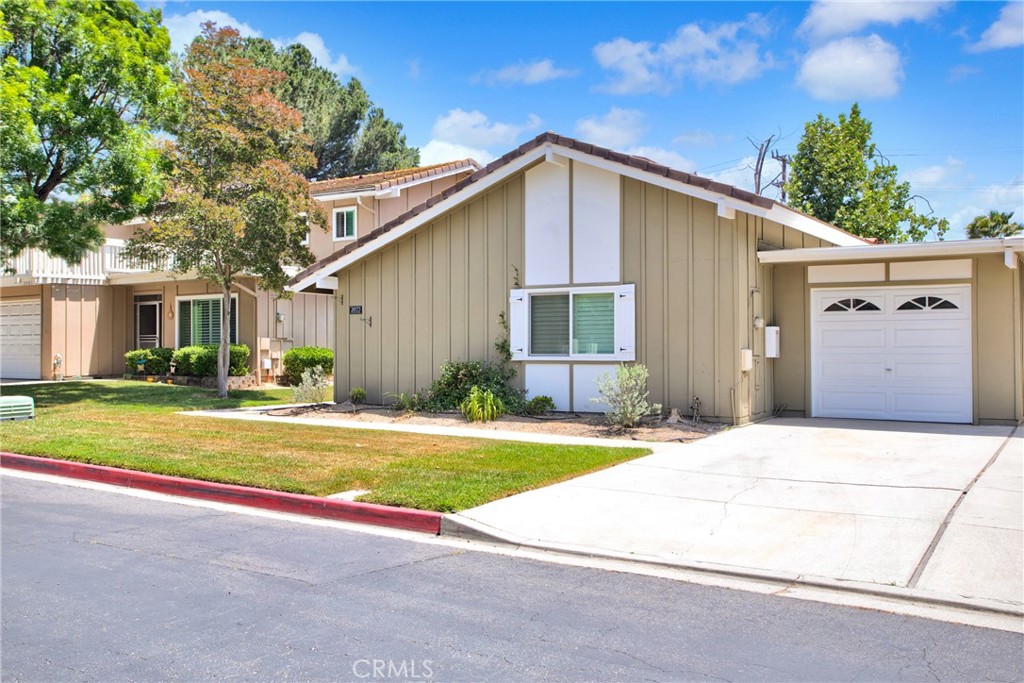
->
0, 299, 42, 380
811, 285, 972, 423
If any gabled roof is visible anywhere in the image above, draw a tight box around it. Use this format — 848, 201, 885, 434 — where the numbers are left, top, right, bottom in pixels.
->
289, 131, 867, 292
308, 159, 480, 196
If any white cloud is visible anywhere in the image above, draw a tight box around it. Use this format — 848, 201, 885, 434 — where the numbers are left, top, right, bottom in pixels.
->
903, 157, 964, 185
276, 32, 357, 78
947, 64, 981, 82
673, 130, 718, 147
624, 146, 697, 172
593, 14, 775, 95
477, 59, 578, 86
797, 34, 904, 100
164, 9, 262, 54
968, 2, 1024, 52
431, 109, 542, 149
575, 108, 646, 149
419, 109, 542, 165
799, 1, 951, 41
419, 140, 494, 166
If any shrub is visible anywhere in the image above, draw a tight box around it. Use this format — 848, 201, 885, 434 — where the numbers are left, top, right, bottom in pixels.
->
124, 348, 175, 375
592, 364, 662, 430
425, 359, 524, 413
172, 344, 250, 377
460, 386, 505, 422
349, 387, 367, 404
387, 391, 427, 412
292, 366, 330, 404
283, 346, 334, 386
524, 395, 556, 416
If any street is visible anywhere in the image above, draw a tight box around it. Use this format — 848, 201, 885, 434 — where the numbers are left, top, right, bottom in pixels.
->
2, 474, 1022, 682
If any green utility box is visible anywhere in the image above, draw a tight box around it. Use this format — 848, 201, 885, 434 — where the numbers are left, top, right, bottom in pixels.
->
0, 396, 35, 421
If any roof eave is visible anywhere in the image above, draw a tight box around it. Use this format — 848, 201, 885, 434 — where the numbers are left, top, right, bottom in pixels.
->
756, 237, 1024, 264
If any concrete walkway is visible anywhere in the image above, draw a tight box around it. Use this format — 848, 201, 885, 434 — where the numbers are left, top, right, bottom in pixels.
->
450, 418, 1023, 613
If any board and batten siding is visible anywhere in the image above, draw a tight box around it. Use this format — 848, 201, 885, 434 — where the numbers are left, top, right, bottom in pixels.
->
770, 253, 1023, 423
332, 176, 524, 404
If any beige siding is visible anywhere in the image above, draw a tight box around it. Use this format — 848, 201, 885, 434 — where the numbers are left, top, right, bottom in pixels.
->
334, 176, 524, 403
44, 283, 130, 377
254, 290, 334, 348
621, 180, 769, 423
770, 254, 1024, 423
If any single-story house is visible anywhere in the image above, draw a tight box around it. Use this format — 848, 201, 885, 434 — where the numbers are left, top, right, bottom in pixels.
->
289, 132, 1024, 425
0, 160, 478, 380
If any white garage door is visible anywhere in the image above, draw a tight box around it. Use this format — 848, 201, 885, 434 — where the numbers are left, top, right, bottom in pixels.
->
0, 299, 42, 380
811, 285, 972, 423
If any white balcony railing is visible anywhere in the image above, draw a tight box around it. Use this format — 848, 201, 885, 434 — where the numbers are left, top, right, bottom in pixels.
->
2, 239, 173, 284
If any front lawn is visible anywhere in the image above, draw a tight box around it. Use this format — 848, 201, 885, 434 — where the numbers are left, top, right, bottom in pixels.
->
0, 381, 648, 512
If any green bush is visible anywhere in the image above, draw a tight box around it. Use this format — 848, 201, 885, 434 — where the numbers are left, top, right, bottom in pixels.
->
293, 366, 331, 404
282, 346, 334, 386
460, 386, 505, 422
348, 387, 367, 404
172, 344, 250, 377
386, 391, 427, 412
524, 395, 556, 416
424, 360, 524, 413
124, 347, 175, 375
592, 363, 662, 429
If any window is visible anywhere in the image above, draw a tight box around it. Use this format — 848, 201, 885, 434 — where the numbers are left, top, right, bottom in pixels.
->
177, 295, 237, 346
823, 298, 881, 313
134, 294, 162, 349
333, 207, 357, 241
897, 296, 958, 311
510, 284, 635, 361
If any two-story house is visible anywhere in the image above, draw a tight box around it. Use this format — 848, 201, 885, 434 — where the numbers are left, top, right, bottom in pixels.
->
0, 160, 478, 381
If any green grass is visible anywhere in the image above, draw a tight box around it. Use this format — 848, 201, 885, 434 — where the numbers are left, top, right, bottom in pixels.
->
0, 381, 649, 512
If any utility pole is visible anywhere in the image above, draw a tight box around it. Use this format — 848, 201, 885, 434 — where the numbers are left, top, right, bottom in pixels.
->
771, 151, 790, 203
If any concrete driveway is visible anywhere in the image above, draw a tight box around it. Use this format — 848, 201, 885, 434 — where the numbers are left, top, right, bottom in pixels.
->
452, 418, 1022, 610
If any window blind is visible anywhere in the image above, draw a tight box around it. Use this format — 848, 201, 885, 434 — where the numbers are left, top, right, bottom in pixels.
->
530, 294, 569, 355
179, 298, 237, 346
572, 293, 614, 354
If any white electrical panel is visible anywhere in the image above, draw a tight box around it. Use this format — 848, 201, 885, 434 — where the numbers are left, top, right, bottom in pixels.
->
765, 326, 780, 358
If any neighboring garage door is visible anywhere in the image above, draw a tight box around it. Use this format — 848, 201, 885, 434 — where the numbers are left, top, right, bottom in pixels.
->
811, 285, 972, 423
0, 299, 42, 379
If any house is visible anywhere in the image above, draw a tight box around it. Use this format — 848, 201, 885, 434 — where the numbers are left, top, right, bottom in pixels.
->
0, 160, 479, 381
288, 132, 1024, 425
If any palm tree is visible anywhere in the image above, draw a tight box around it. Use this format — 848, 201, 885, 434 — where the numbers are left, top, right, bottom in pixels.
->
965, 210, 1023, 239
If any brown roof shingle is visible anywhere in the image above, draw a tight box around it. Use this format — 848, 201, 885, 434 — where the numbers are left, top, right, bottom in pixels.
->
308, 159, 480, 196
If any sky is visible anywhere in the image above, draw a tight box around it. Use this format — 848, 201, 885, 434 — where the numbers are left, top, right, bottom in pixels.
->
149, 1, 1023, 240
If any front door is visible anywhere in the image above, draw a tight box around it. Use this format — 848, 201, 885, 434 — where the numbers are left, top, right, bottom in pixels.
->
135, 296, 162, 349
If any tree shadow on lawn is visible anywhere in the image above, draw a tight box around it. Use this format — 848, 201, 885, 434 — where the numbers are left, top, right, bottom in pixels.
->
0, 380, 288, 413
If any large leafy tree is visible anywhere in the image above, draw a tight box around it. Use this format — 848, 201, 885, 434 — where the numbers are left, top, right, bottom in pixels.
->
0, 0, 177, 264
238, 37, 418, 180
965, 210, 1023, 239
785, 104, 948, 243
127, 24, 326, 398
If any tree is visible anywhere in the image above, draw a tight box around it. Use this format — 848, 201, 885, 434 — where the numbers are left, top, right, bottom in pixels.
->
965, 210, 1023, 239
785, 104, 948, 243
126, 24, 327, 398
238, 38, 418, 180
0, 0, 177, 265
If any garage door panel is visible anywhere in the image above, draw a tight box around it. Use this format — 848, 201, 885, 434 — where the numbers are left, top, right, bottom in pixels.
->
819, 326, 887, 349
811, 285, 972, 424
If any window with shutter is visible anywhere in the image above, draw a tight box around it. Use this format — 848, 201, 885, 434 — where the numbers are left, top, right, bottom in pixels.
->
510, 284, 635, 361
177, 296, 238, 346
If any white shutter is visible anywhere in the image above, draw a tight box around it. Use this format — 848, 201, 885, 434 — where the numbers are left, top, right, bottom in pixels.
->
614, 284, 636, 361
508, 289, 527, 360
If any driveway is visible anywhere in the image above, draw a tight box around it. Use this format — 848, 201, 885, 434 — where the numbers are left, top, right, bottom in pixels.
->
452, 418, 1022, 609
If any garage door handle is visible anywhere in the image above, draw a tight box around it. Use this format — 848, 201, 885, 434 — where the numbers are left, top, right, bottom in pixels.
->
885, 368, 893, 372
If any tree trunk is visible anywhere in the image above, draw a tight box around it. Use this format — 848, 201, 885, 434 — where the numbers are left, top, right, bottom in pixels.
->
218, 283, 231, 398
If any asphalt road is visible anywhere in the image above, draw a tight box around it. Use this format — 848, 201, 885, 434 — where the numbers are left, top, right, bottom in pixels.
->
2, 475, 1022, 683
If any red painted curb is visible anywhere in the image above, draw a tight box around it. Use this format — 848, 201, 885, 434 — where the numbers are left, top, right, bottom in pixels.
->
0, 453, 441, 535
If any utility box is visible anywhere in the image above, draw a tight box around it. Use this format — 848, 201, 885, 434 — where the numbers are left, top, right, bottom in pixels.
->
765, 326, 781, 358
739, 348, 754, 372
0, 396, 35, 421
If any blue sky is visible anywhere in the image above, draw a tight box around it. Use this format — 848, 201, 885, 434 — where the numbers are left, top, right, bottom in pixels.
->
153, 1, 1023, 239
